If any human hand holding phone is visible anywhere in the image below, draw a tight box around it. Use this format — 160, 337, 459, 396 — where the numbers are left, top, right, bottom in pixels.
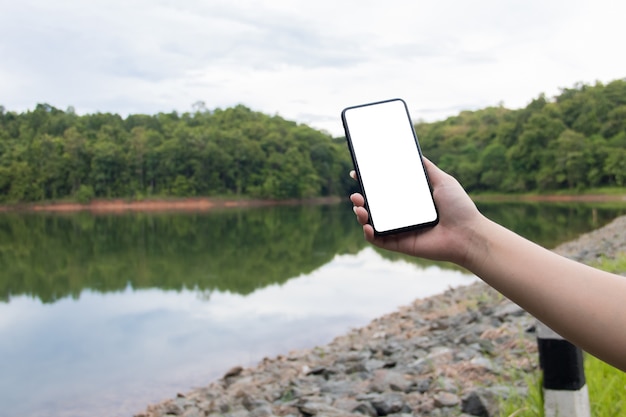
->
349, 157, 481, 264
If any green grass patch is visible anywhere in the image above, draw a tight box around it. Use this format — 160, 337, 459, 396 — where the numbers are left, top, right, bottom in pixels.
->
574, 186, 626, 196
591, 254, 626, 274
499, 354, 626, 416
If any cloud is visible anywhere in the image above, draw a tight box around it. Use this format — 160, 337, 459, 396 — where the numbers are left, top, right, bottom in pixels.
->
0, 0, 625, 136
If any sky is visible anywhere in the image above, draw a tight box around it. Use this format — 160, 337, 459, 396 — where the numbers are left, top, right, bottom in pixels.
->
1, 0, 625, 137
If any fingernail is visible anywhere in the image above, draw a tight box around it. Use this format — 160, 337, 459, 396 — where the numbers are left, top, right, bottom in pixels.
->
353, 206, 357, 215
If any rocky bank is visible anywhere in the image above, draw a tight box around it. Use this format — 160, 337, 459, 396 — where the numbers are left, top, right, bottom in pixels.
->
137, 215, 626, 417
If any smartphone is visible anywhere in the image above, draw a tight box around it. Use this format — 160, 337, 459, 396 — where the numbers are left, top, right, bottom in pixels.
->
341, 98, 438, 235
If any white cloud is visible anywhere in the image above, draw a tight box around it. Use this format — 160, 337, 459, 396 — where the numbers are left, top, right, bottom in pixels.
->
0, 0, 625, 136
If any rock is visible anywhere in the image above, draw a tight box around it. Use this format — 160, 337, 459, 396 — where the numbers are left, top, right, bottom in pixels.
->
331, 398, 360, 413
298, 400, 342, 416
223, 366, 243, 379
469, 356, 495, 371
249, 404, 273, 417
369, 370, 411, 393
306, 366, 326, 375
434, 392, 460, 408
320, 379, 359, 396
409, 378, 431, 393
364, 359, 386, 371
162, 402, 184, 416
351, 401, 378, 417
181, 409, 202, 417
494, 303, 525, 319
370, 392, 408, 416
461, 389, 498, 417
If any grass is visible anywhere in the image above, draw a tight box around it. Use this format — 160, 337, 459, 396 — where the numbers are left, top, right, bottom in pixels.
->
499, 255, 626, 416
591, 254, 626, 275
500, 354, 626, 417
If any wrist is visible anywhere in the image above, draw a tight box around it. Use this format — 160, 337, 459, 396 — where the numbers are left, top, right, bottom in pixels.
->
453, 214, 492, 271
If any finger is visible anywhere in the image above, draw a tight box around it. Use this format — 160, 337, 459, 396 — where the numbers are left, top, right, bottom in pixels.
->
362, 224, 375, 242
350, 193, 365, 207
353, 206, 369, 225
422, 157, 446, 186
349, 170, 357, 180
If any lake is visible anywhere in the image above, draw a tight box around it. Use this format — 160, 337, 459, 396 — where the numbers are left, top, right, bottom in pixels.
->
0, 201, 624, 416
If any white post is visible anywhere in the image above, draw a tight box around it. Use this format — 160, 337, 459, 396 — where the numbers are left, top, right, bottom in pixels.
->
536, 321, 591, 417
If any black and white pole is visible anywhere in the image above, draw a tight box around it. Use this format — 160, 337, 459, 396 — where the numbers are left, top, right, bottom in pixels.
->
536, 320, 590, 417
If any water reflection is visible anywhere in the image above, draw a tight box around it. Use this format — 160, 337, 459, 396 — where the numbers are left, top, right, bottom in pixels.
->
0, 205, 364, 302
1, 202, 623, 303
0, 248, 476, 417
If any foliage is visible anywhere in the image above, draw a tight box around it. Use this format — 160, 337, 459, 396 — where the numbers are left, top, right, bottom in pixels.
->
591, 253, 626, 275
585, 353, 626, 416
1, 79, 625, 204
75, 184, 95, 204
0, 104, 354, 202
416, 78, 626, 193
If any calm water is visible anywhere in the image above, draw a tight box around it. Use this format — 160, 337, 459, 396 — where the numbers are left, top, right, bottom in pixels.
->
0, 201, 624, 416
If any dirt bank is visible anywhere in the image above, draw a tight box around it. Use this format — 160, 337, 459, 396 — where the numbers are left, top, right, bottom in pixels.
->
2, 192, 624, 214
0, 196, 343, 214
473, 193, 626, 203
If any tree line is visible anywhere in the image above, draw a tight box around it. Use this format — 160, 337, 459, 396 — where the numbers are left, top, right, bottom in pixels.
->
416, 78, 626, 192
0, 104, 354, 203
0, 78, 624, 204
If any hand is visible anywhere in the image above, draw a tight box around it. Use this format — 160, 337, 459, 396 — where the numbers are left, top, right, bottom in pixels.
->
350, 158, 482, 265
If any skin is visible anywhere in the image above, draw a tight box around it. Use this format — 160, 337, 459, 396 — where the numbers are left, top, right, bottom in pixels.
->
350, 158, 626, 372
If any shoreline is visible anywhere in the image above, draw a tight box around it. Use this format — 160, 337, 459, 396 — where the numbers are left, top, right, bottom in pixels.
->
136, 216, 626, 417
471, 193, 626, 203
0, 196, 342, 214
0, 192, 624, 214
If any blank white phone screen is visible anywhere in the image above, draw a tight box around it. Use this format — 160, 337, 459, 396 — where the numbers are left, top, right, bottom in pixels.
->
343, 99, 437, 234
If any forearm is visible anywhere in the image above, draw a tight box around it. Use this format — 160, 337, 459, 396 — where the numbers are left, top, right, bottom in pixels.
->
463, 215, 626, 371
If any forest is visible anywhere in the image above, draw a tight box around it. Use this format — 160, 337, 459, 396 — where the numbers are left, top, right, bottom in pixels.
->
416, 78, 626, 192
0, 104, 354, 203
0, 78, 624, 203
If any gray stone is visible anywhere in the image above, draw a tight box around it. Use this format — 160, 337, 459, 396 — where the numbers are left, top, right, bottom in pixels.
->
370, 392, 408, 416
298, 401, 340, 415
369, 370, 411, 393
320, 379, 358, 396
364, 359, 386, 371
346, 362, 368, 374
162, 402, 184, 416
433, 392, 460, 408
250, 405, 274, 417
461, 389, 498, 417
223, 366, 243, 378
352, 401, 378, 417
332, 398, 360, 412
494, 303, 525, 318
470, 356, 494, 371
409, 377, 431, 393
181, 407, 202, 417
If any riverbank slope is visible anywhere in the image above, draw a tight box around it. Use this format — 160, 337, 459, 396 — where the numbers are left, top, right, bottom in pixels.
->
137, 215, 626, 417
1, 192, 624, 214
